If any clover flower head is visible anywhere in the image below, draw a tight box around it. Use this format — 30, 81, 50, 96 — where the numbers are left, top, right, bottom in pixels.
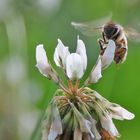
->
35, 36, 135, 140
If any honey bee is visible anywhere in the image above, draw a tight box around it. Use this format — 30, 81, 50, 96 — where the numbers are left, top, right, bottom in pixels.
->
98, 22, 128, 64
71, 16, 140, 64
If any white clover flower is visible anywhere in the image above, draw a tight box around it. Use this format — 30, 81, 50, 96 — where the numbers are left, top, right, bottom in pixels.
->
54, 37, 87, 80
93, 91, 135, 121
100, 114, 120, 137
92, 90, 135, 138
76, 36, 87, 70
36, 44, 51, 77
36, 37, 115, 83
36, 44, 59, 83
101, 40, 116, 69
54, 39, 70, 69
66, 37, 87, 80
35, 36, 135, 140
84, 40, 116, 85
85, 57, 102, 84
66, 53, 84, 80
93, 98, 120, 138
109, 104, 135, 120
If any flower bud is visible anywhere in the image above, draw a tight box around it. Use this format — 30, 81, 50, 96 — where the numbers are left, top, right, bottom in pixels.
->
85, 57, 102, 84
66, 53, 84, 80
54, 39, 70, 69
36, 44, 59, 83
76, 36, 87, 70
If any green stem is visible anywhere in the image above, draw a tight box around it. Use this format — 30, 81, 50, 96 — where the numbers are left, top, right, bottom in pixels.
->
30, 109, 45, 140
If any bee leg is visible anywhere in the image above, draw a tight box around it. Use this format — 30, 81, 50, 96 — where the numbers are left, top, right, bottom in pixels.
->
102, 32, 108, 44
98, 38, 104, 50
97, 38, 106, 55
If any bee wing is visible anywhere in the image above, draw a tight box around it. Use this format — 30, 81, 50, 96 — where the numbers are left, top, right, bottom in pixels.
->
71, 21, 102, 37
71, 14, 112, 37
125, 27, 140, 42
124, 18, 140, 42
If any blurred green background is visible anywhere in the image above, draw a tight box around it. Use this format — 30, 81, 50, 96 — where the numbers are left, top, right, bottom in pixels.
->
0, 0, 140, 140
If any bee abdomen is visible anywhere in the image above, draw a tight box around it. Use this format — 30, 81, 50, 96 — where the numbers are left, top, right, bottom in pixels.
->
114, 47, 127, 64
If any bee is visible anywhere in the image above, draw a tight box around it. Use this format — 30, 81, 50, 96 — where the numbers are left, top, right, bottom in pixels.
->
71, 16, 140, 64
98, 22, 128, 64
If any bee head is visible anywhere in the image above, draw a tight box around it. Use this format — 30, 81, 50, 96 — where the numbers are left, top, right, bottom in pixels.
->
104, 23, 119, 39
